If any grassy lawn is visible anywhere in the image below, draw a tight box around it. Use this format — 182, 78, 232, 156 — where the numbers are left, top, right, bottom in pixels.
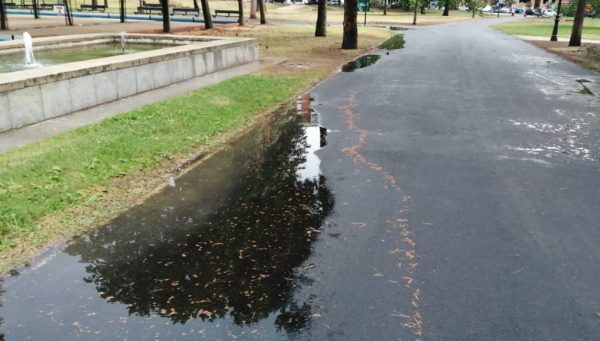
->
491, 18, 600, 40
260, 6, 478, 25
0, 24, 392, 273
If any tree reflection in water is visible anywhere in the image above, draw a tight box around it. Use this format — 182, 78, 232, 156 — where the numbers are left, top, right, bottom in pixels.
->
65, 117, 334, 335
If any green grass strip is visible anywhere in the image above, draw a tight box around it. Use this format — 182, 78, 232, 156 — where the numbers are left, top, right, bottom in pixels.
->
491, 21, 600, 39
0, 73, 311, 250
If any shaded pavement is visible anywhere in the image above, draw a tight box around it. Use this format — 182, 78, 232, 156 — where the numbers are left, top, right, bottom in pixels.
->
1, 18, 600, 340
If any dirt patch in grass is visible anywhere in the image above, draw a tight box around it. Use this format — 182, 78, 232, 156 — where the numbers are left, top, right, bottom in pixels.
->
180, 24, 392, 75
529, 40, 600, 74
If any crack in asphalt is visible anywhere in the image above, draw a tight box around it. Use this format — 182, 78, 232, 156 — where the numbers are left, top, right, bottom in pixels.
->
337, 92, 423, 340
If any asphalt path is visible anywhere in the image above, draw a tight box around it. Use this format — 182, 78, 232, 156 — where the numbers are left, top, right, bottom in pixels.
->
305, 18, 600, 340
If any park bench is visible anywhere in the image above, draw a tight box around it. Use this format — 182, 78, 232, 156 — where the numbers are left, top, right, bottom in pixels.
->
78, 4, 107, 12
136, 6, 163, 13
213, 9, 239, 17
17, 3, 54, 9
136, 2, 162, 14
172, 6, 199, 15
3, 2, 17, 8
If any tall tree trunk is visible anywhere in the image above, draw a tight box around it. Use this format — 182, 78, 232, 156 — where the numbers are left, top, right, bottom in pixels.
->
159, 0, 170, 32
442, 0, 449, 15
238, 0, 244, 25
200, 0, 213, 29
64, 0, 73, 25
0, 0, 7, 30
32, 0, 39, 19
92, 0, 98, 6
120, 0, 126, 23
412, 0, 418, 24
569, 0, 586, 46
258, 0, 265, 24
250, 0, 257, 19
193, 0, 199, 11
342, 0, 357, 49
420, 1, 426, 14
383, 0, 387, 15
315, 0, 326, 36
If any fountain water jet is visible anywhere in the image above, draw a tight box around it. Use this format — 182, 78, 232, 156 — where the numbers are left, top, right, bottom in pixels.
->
119, 31, 127, 53
23, 32, 38, 66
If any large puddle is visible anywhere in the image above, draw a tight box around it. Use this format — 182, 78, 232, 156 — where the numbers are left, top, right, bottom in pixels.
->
0, 106, 334, 339
341, 54, 381, 72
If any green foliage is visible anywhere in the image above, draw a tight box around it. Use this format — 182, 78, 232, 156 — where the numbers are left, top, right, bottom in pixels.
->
465, 0, 485, 12
0, 74, 311, 250
562, 0, 577, 17
562, 0, 600, 17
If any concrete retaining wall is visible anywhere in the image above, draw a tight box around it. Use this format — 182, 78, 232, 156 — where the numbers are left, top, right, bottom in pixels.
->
0, 34, 259, 132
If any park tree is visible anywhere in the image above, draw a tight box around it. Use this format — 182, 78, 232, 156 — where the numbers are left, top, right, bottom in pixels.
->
251, 0, 257, 19
201, 0, 214, 29
569, 0, 587, 46
466, 0, 484, 17
421, 0, 430, 14
238, 0, 244, 25
32, 0, 39, 19
258, 0, 266, 24
159, 0, 170, 32
342, 0, 358, 49
315, 0, 327, 36
120, 0, 125, 23
0, 0, 7, 30
64, 0, 74, 25
442, 0, 450, 15
413, 0, 419, 24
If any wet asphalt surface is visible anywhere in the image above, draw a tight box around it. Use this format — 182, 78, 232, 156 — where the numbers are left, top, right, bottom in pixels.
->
1, 18, 600, 340
311, 18, 600, 340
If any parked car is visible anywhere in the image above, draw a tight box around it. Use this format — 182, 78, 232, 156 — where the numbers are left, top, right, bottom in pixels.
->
458, 4, 468, 11
498, 6, 511, 13
481, 5, 492, 12
543, 9, 557, 17
524, 8, 542, 16
512, 8, 523, 14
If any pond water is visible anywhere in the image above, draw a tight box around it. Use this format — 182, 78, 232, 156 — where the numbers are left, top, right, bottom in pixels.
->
0, 43, 165, 73
0, 109, 334, 340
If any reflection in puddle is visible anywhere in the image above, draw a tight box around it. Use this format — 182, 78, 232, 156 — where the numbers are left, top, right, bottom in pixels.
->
296, 93, 327, 182
341, 54, 381, 72
0, 106, 334, 339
